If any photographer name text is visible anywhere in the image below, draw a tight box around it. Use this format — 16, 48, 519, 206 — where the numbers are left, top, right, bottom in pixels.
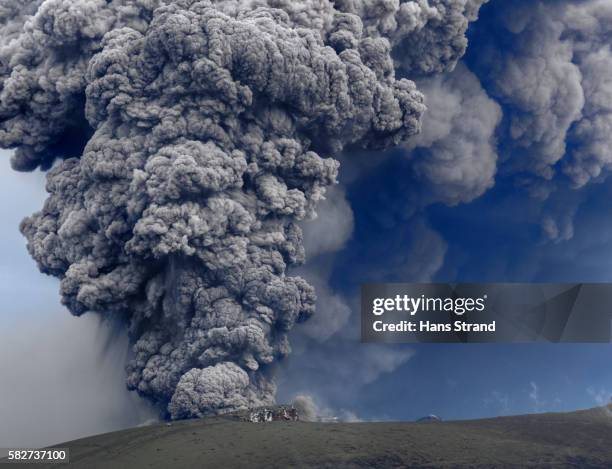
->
371, 294, 495, 334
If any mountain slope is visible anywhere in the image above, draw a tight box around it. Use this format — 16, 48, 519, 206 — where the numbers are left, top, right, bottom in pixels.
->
13, 405, 612, 468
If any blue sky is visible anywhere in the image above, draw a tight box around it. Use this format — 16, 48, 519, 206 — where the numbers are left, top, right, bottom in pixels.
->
276, 150, 612, 421
339, 173, 612, 417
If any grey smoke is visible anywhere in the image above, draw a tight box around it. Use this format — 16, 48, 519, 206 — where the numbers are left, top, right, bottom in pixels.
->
561, 0, 612, 187
471, 0, 612, 191
344, 218, 448, 284
280, 199, 433, 417
463, 0, 612, 241
295, 186, 353, 342
335, 0, 488, 75
291, 394, 318, 422
292, 393, 362, 422
0, 0, 483, 418
301, 185, 354, 259
279, 340, 414, 412
405, 62, 501, 206
471, 2, 583, 185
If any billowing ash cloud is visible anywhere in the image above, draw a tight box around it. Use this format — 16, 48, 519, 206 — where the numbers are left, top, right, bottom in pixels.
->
405, 62, 501, 206
469, 0, 612, 191
0, 0, 482, 419
335, 0, 488, 75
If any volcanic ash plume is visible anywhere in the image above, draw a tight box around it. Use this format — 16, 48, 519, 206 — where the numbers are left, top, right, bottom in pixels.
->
0, 0, 481, 418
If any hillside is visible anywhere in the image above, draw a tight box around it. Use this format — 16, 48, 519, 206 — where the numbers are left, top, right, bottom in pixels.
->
10, 405, 612, 468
